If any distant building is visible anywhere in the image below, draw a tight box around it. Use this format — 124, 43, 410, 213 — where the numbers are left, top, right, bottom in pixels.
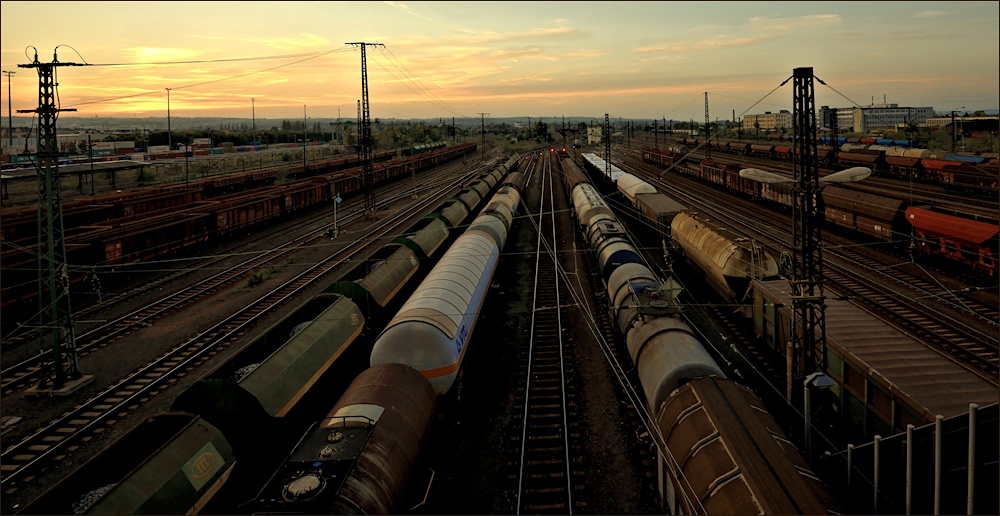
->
924, 115, 999, 138
819, 103, 933, 133
743, 110, 792, 132
587, 125, 603, 145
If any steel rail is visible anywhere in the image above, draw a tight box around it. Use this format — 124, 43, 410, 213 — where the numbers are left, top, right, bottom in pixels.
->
622, 155, 999, 382
1, 165, 469, 394
0, 163, 493, 489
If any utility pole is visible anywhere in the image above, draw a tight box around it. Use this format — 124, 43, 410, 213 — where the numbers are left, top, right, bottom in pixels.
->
166, 88, 172, 150
790, 66, 825, 403
251, 98, 256, 142
829, 108, 839, 164
356, 99, 362, 160
2, 70, 13, 153
562, 115, 565, 147
951, 109, 965, 153
477, 112, 489, 156
604, 113, 611, 176
303, 104, 307, 172
346, 42, 384, 219
704, 92, 710, 158
88, 135, 95, 196
18, 48, 92, 393
654, 118, 658, 149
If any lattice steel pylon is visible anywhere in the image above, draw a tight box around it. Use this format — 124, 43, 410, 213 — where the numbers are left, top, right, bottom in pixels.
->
18, 48, 89, 389
347, 42, 383, 219
789, 66, 826, 402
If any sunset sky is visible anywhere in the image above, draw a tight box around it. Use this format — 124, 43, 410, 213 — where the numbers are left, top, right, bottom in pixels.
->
1, 1, 997, 121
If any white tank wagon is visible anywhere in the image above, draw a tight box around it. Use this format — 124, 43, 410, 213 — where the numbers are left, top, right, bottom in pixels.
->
370, 160, 522, 394
606, 263, 725, 414
616, 173, 656, 204
570, 182, 613, 231
670, 211, 779, 302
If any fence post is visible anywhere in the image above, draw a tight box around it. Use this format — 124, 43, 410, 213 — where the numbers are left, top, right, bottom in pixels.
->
847, 443, 854, 491
874, 435, 881, 514
967, 403, 977, 515
934, 414, 943, 515
906, 424, 914, 515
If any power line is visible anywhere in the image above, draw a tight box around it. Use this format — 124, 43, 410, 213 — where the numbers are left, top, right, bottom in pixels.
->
381, 46, 468, 117
709, 92, 791, 110
64, 48, 350, 108
369, 52, 464, 117
814, 76, 863, 108
738, 75, 793, 118
661, 94, 703, 119
84, 49, 341, 67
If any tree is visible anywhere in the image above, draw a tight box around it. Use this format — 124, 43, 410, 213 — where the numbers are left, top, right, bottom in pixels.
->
903, 120, 920, 142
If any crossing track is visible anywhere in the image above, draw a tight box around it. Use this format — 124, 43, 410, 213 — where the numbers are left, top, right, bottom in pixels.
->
0, 162, 471, 395
515, 153, 576, 514
0, 160, 500, 493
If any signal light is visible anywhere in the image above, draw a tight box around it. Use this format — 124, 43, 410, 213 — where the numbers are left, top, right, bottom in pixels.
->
550, 148, 554, 152
562, 148, 566, 151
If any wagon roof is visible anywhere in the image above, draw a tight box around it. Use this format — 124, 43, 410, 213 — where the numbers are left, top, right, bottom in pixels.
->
753, 279, 998, 419
904, 207, 999, 244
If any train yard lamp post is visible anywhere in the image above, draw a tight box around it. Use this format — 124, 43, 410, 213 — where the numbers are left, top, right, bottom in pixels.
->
2, 70, 13, 153
951, 107, 964, 153
166, 88, 172, 150
803, 372, 835, 457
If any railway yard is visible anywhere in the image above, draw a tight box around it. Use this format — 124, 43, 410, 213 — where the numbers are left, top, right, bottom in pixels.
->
1, 135, 997, 515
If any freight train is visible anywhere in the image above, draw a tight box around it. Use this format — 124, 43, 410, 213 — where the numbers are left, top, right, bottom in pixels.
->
642, 146, 999, 277
577, 150, 998, 447
579, 153, 782, 300
0, 144, 478, 309
561, 155, 838, 514
660, 137, 998, 196
249, 158, 527, 513
19, 156, 524, 516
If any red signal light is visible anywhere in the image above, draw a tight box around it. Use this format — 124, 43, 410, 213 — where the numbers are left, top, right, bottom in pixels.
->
550, 148, 554, 152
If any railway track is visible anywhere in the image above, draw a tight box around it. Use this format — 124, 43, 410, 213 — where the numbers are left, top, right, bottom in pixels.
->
622, 156, 999, 382
1, 165, 471, 395
633, 137, 999, 214
0, 159, 466, 350
0, 162, 495, 492
515, 154, 577, 514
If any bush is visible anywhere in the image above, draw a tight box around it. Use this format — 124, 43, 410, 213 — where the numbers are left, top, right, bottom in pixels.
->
246, 266, 276, 287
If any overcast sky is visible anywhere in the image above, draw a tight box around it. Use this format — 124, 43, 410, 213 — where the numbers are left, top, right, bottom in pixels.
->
1, 1, 997, 121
